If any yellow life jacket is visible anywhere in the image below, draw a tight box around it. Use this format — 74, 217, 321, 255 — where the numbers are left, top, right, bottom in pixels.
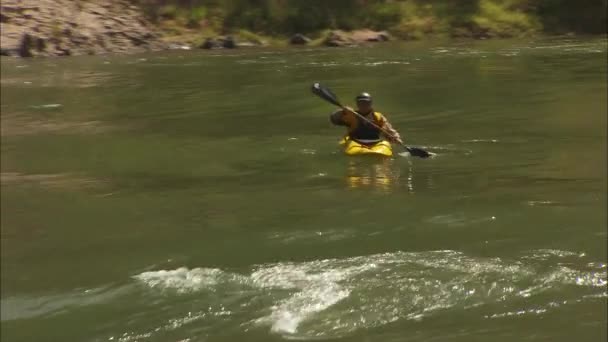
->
341, 110, 385, 142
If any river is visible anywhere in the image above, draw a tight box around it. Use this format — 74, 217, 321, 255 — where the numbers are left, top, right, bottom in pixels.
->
1, 37, 606, 342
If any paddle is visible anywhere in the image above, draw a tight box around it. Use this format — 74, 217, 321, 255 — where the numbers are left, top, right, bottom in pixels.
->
311, 82, 432, 158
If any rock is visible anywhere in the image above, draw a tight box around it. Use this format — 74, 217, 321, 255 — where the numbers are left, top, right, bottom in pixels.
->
125, 33, 145, 46
450, 27, 473, 38
72, 37, 88, 47
200, 36, 237, 49
289, 33, 310, 45
471, 27, 492, 39
352, 29, 390, 42
325, 40, 342, 47
323, 30, 352, 47
18, 33, 33, 57
94, 34, 106, 48
55, 44, 71, 56
35, 37, 45, 52
324, 29, 391, 47
366, 31, 390, 42
0, 48, 12, 56
168, 43, 191, 50
199, 38, 219, 49
221, 36, 236, 49
236, 42, 258, 47
1, 23, 21, 51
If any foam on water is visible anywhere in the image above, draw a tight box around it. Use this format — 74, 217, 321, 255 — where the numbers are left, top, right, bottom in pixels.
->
250, 262, 377, 333
129, 250, 606, 339
135, 267, 223, 293
134, 267, 251, 294
111, 307, 231, 342
262, 282, 350, 334
1, 285, 132, 321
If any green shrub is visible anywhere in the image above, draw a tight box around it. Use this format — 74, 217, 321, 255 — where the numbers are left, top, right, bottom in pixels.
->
472, 0, 541, 37
136, 0, 606, 41
186, 6, 207, 28
368, 2, 403, 30
236, 29, 265, 44
391, 16, 438, 40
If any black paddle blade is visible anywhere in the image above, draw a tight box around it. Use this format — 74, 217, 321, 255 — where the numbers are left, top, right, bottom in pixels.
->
311, 82, 343, 108
407, 147, 433, 158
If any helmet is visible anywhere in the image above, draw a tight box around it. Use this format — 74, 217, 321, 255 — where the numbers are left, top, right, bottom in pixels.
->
355, 92, 372, 102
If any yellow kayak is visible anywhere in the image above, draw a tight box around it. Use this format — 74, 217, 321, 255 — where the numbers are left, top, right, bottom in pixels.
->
340, 137, 393, 157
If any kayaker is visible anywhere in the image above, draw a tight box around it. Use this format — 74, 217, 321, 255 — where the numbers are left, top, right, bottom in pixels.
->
329, 92, 403, 145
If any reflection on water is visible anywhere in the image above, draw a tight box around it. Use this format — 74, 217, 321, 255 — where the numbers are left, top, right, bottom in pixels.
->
345, 158, 401, 192
345, 158, 436, 194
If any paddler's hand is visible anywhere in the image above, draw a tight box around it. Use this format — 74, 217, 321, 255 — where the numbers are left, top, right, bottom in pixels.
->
391, 136, 404, 145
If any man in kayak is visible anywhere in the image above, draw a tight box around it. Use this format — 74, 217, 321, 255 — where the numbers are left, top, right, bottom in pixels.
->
330, 92, 403, 145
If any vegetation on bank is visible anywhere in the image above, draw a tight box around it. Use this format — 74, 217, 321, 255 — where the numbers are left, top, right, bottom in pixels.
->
135, 0, 607, 45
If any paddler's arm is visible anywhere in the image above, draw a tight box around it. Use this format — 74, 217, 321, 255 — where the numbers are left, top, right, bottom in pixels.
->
330, 108, 348, 126
379, 114, 404, 145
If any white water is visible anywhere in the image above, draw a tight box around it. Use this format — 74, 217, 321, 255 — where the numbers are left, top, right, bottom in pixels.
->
130, 249, 606, 339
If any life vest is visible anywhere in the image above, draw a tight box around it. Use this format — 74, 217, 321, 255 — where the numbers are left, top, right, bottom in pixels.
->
347, 111, 384, 143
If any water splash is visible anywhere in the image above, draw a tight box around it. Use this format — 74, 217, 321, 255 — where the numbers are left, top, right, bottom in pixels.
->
134, 267, 250, 294
131, 250, 606, 339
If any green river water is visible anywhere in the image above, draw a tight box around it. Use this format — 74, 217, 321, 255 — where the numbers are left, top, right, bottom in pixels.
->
1, 37, 607, 342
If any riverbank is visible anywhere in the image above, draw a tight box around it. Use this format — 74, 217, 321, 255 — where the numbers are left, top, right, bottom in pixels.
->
0, 0, 392, 57
1, 0, 606, 57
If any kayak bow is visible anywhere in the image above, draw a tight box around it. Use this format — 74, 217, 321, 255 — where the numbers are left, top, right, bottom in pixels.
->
340, 137, 393, 157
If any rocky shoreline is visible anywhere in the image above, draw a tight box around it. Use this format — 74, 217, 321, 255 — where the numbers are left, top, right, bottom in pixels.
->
0, 1, 396, 58
1, 1, 606, 58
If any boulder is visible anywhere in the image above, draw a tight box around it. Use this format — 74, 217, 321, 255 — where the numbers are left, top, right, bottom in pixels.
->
35, 36, 45, 52
323, 30, 353, 47
351, 29, 391, 42
200, 36, 238, 49
221, 35, 236, 49
54, 43, 71, 56
324, 29, 391, 47
199, 38, 219, 49
18, 33, 33, 57
167, 43, 191, 50
289, 33, 310, 45
236, 41, 258, 47
0, 27, 20, 56
367, 32, 390, 42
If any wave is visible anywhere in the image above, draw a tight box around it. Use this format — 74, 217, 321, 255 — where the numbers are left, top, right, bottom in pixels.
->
131, 249, 606, 339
